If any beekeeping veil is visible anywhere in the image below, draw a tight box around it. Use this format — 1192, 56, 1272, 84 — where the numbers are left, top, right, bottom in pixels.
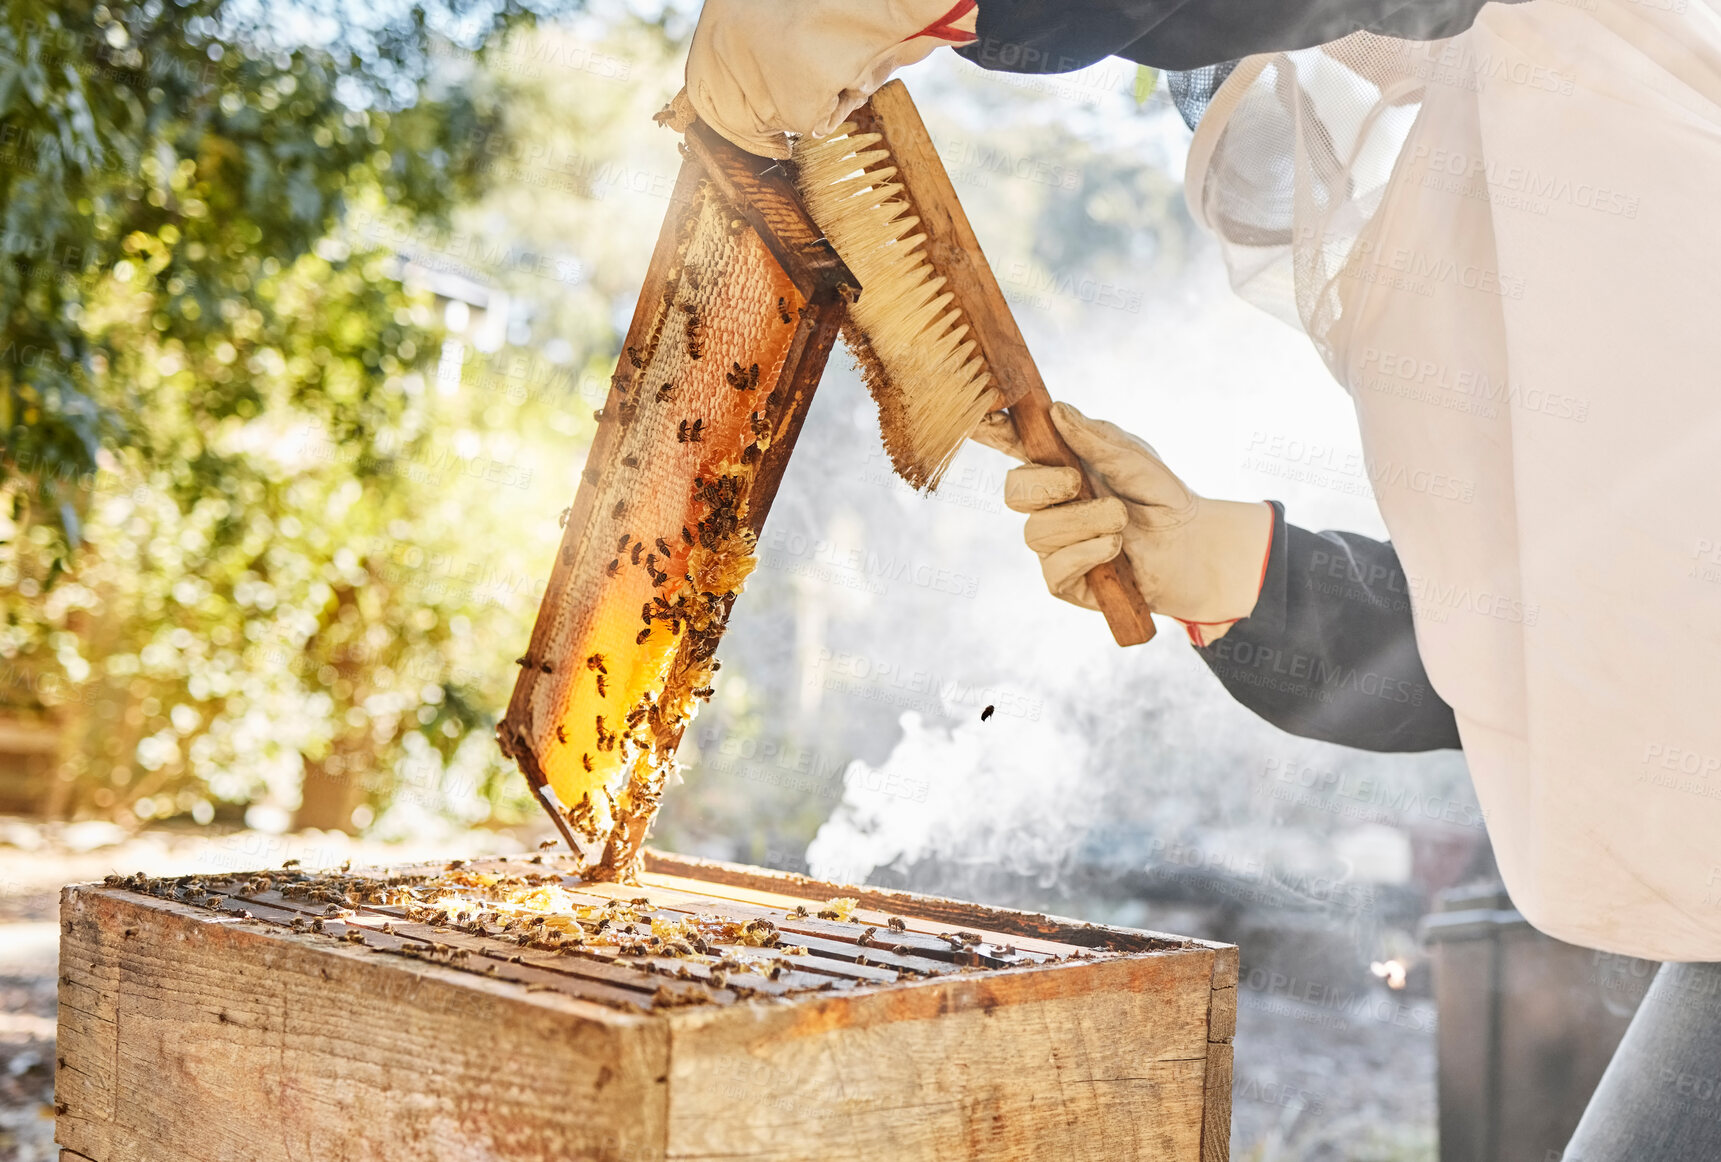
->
1181, 1, 1721, 961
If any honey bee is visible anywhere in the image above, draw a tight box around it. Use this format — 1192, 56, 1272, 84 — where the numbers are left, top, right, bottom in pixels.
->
622, 454, 639, 468
283, 859, 300, 869
596, 673, 607, 698
514, 656, 529, 667
725, 362, 760, 390
683, 304, 707, 358
556, 724, 568, 745
618, 533, 632, 550
592, 408, 605, 422
587, 654, 607, 673
559, 506, 572, 528
656, 382, 676, 403
677, 419, 691, 443
636, 627, 652, 644
777, 297, 793, 324
689, 418, 705, 443
642, 602, 654, 625
796, 304, 815, 321
886, 916, 907, 932
981, 704, 995, 721
582, 753, 594, 773
645, 552, 656, 571
606, 559, 621, 576
691, 686, 714, 700
792, 905, 809, 919
626, 345, 645, 368
612, 500, 627, 518
539, 661, 553, 674
655, 537, 672, 557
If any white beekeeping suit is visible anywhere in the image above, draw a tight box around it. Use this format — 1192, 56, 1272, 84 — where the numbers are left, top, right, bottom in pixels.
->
1186, 0, 1721, 960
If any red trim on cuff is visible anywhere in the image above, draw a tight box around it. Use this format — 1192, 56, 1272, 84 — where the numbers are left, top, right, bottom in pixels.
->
903, 0, 978, 44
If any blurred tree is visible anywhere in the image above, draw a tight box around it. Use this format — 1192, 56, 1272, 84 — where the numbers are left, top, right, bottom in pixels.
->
0, 0, 677, 828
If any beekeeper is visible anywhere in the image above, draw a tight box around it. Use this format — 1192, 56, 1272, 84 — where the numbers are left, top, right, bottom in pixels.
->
688, 0, 1721, 1156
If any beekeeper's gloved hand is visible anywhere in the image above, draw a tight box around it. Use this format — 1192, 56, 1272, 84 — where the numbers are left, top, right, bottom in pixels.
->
974, 403, 1274, 646
684, 0, 978, 159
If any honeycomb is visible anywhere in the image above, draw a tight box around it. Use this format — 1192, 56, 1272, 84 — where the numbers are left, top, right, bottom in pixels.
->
504, 177, 807, 878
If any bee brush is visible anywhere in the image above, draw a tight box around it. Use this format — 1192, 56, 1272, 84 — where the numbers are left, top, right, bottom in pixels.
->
792, 79, 1156, 645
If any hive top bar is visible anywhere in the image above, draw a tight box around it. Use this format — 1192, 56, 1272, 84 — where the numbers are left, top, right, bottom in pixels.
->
89, 851, 1219, 1015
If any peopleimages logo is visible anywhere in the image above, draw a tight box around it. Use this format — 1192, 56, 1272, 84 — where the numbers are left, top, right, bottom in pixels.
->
1357, 347, 1590, 422
1404, 145, 1640, 219
1297, 227, 1528, 300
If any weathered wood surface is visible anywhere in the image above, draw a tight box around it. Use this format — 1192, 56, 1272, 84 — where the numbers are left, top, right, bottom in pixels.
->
667, 950, 1216, 1161
57, 887, 665, 1162
59, 860, 1235, 1161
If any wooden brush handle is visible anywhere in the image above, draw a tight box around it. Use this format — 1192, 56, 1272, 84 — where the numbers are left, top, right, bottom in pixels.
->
857, 82, 1156, 646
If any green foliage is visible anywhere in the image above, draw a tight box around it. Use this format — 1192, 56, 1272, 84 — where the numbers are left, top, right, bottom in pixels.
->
0, 0, 661, 828
0, 0, 555, 553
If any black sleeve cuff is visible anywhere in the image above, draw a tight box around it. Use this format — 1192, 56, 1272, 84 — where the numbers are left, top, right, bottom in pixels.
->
1194, 503, 1463, 753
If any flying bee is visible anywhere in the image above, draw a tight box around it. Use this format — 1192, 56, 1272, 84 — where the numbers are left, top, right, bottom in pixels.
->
606, 559, 621, 576
631, 541, 644, 565
636, 627, 652, 644
656, 537, 672, 557
777, 296, 793, 324
981, 704, 995, 722
656, 381, 675, 403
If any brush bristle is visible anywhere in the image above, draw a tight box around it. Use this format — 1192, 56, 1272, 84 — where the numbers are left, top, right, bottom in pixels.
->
794, 124, 1002, 490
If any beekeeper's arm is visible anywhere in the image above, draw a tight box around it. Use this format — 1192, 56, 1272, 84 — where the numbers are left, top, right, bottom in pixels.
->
976, 405, 1460, 753
685, 0, 1509, 158
955, 0, 1508, 75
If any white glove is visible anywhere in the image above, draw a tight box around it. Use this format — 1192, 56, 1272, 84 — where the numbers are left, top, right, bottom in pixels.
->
685, 0, 978, 159
974, 403, 1275, 646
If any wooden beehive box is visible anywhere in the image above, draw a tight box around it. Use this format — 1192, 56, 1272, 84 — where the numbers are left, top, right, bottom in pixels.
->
56, 851, 1236, 1162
